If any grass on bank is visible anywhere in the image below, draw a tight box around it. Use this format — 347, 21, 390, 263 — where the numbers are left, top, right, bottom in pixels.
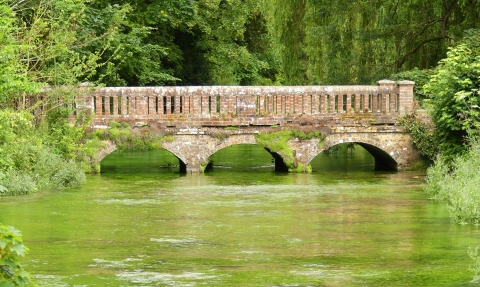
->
425, 141, 480, 225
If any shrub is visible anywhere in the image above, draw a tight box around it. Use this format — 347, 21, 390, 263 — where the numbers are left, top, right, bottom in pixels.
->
397, 113, 439, 161
0, 109, 86, 195
0, 171, 37, 196
425, 141, 480, 224
423, 29, 480, 160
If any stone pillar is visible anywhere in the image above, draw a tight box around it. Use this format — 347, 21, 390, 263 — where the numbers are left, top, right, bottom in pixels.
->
320, 94, 327, 113
174, 91, 181, 115
266, 94, 273, 114
346, 94, 352, 113
328, 94, 335, 113
103, 95, 110, 116
112, 96, 118, 116
398, 80, 415, 116
337, 94, 343, 113
121, 94, 127, 115
148, 96, 156, 115
354, 94, 361, 112
363, 94, 370, 113
377, 79, 395, 114
95, 95, 103, 115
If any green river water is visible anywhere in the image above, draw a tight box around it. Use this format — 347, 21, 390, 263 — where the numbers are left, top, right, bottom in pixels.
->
1, 144, 479, 286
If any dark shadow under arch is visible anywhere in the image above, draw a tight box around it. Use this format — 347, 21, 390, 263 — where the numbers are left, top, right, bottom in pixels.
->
265, 148, 289, 172
356, 143, 397, 171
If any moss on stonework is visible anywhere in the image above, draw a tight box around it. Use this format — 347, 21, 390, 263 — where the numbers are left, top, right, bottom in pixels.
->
255, 129, 325, 173
84, 120, 177, 173
90, 121, 176, 152
200, 159, 214, 172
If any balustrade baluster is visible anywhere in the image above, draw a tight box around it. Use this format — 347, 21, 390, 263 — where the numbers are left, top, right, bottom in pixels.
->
346, 94, 352, 113
337, 95, 344, 113
354, 94, 360, 113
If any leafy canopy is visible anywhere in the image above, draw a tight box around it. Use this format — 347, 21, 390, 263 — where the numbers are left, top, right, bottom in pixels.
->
424, 29, 480, 158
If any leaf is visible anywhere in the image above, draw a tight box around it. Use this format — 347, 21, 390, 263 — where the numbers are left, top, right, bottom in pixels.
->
11, 243, 26, 257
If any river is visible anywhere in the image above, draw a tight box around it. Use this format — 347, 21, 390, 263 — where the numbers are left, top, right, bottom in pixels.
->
1, 144, 479, 286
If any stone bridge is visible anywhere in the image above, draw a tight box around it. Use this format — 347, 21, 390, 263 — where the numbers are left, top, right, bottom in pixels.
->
74, 80, 419, 173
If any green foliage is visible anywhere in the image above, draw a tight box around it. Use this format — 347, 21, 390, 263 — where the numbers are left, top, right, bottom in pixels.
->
90, 122, 173, 152
0, 5, 39, 105
224, 126, 238, 131
4, 0, 480, 88
256, 130, 296, 170
186, 0, 280, 85
397, 113, 439, 161
200, 159, 213, 172
0, 109, 85, 195
256, 130, 293, 157
80, 2, 179, 86
424, 155, 451, 200
0, 225, 35, 286
390, 68, 435, 104
423, 29, 480, 159
265, 0, 480, 84
425, 141, 480, 224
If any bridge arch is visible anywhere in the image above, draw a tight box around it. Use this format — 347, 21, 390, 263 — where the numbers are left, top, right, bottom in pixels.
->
311, 134, 408, 170
91, 130, 417, 173
205, 135, 289, 172
160, 145, 189, 173
93, 140, 189, 173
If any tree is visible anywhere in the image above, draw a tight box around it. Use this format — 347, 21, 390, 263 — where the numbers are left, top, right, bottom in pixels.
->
0, 4, 39, 106
265, 0, 480, 85
424, 29, 480, 158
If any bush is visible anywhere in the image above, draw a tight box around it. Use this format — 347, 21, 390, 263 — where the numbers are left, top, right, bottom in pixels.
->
0, 109, 86, 195
423, 29, 480, 160
33, 148, 85, 189
0, 171, 37, 196
425, 141, 480, 224
397, 113, 439, 161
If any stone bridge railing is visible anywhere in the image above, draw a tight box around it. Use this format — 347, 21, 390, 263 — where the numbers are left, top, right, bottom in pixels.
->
74, 80, 414, 127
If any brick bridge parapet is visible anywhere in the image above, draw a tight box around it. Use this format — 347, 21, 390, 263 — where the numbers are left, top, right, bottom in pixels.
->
73, 80, 419, 172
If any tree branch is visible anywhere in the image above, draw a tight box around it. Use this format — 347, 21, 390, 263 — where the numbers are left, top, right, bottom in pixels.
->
396, 0, 458, 70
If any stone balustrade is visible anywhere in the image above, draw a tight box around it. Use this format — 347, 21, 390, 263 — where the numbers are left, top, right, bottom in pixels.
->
74, 80, 414, 127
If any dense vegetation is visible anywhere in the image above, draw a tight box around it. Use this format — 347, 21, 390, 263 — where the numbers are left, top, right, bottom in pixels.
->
420, 29, 480, 225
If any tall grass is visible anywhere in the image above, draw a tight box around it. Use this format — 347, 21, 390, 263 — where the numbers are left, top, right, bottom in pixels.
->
425, 142, 480, 224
